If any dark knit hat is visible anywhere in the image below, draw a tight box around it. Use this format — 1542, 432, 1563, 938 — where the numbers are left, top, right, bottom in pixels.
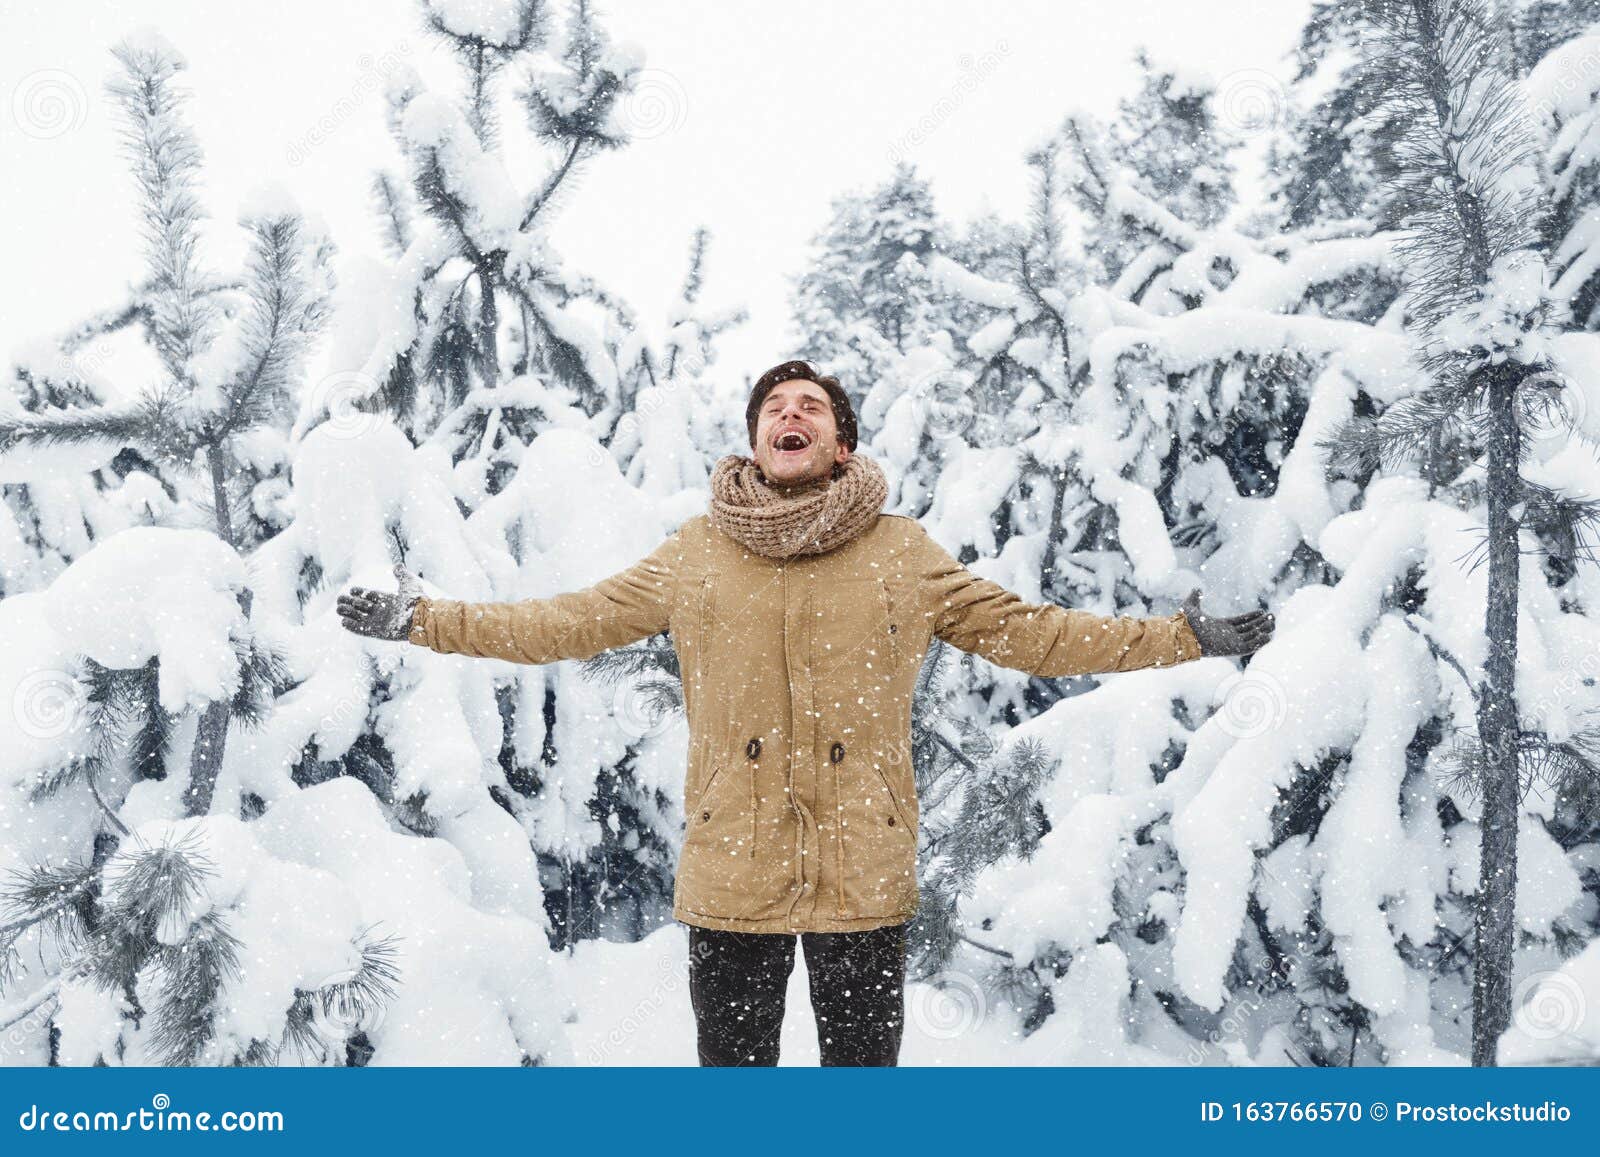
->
745, 360, 859, 451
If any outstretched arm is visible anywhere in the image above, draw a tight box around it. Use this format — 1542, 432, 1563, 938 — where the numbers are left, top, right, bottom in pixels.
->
909, 521, 1254, 677
338, 532, 681, 664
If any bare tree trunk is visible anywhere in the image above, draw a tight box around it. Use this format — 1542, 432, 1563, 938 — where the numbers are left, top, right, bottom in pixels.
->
183, 441, 252, 818
1041, 465, 1068, 595
1471, 361, 1523, 1066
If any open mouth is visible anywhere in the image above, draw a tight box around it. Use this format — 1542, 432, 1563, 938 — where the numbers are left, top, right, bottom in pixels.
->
773, 429, 812, 453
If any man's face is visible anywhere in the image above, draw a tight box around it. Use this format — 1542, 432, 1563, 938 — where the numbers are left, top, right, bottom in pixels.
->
752, 378, 850, 485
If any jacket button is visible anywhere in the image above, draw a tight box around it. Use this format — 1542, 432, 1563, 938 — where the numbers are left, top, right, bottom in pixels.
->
701, 810, 711, 823
746, 737, 761, 760
830, 741, 845, 763
888, 623, 897, 634
887, 815, 896, 826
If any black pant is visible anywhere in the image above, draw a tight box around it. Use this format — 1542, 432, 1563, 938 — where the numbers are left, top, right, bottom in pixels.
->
687, 922, 907, 1066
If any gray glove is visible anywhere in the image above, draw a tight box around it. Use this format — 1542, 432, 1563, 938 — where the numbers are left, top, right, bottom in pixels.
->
1180, 589, 1274, 657
337, 564, 423, 642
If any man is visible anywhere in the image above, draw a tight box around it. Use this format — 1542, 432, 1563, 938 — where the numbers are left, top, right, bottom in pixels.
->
337, 359, 1273, 1066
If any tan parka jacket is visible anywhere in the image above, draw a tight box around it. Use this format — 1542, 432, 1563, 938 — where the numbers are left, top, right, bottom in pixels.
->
407, 512, 1202, 933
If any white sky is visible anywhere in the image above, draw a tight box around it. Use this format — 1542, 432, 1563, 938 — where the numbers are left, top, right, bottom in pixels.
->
1, 0, 1311, 390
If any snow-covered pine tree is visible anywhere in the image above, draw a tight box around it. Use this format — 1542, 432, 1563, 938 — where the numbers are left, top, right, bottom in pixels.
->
2, 303, 178, 596
1268, 1, 1389, 232
919, 86, 1420, 1060
866, 139, 1091, 526
611, 225, 749, 496
0, 31, 329, 819
0, 33, 448, 1069
1531, 14, 1600, 333
848, 16, 1592, 1063
1, 29, 574, 1068
0, 516, 444, 1065
331, 0, 647, 501
1, 35, 332, 597
1330, 0, 1596, 1065
1268, 0, 1600, 235
789, 162, 953, 421
1079, 50, 1241, 292
915, 1, 1600, 1066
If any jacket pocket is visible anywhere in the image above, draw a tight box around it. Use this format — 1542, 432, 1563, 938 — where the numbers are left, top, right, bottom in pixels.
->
872, 759, 915, 833
685, 763, 749, 846
678, 755, 770, 924
688, 759, 728, 824
836, 754, 919, 920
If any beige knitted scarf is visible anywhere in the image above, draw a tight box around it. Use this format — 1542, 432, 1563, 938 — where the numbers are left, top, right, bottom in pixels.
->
709, 453, 888, 559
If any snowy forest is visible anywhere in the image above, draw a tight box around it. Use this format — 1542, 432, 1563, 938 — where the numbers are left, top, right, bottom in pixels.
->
4, 0, 1600, 1067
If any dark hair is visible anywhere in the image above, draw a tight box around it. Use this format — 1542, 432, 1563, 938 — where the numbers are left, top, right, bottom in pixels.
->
745, 360, 858, 451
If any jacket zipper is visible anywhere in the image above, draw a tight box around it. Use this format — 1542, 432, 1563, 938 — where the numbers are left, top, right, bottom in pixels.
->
781, 561, 812, 926
694, 575, 714, 696
878, 576, 896, 667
